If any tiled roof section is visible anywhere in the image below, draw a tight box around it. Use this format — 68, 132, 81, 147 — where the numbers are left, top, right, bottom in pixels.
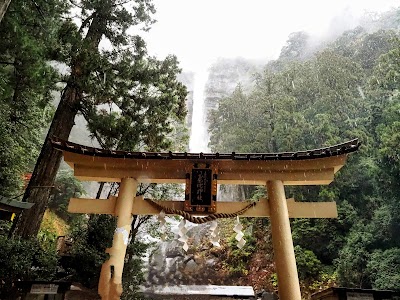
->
51, 137, 360, 161
0, 197, 34, 211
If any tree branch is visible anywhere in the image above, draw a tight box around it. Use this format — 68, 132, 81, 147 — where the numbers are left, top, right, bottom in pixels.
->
79, 13, 95, 34
30, 0, 45, 20
69, 0, 84, 9
0, 61, 15, 66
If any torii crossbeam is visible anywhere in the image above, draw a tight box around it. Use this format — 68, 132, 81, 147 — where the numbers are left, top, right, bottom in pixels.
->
52, 137, 360, 300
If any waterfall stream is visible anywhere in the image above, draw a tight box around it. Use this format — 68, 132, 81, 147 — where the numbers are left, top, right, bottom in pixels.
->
189, 68, 210, 153
145, 68, 218, 286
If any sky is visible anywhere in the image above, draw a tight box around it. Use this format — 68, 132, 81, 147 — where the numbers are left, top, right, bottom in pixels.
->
142, 0, 399, 71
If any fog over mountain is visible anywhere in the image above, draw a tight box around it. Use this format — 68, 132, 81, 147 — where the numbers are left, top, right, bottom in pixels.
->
144, 0, 399, 72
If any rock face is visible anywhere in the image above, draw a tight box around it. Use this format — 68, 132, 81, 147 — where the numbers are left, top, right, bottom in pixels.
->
178, 71, 194, 130
204, 58, 263, 201
179, 58, 262, 153
204, 57, 262, 126
260, 291, 279, 300
146, 223, 222, 286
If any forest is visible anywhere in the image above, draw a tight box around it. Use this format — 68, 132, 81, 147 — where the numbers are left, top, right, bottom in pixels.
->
0, 0, 400, 299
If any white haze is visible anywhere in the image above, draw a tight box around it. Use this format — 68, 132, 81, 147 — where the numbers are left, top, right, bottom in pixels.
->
143, 0, 399, 71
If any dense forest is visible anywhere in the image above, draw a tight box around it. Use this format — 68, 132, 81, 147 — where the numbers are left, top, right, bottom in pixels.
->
207, 7, 400, 295
0, 0, 400, 299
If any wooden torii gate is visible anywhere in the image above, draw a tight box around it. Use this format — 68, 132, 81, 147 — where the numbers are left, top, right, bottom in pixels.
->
52, 137, 360, 300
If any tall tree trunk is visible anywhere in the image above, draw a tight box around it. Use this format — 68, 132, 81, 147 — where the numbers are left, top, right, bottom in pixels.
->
13, 85, 81, 238
0, 0, 11, 23
13, 13, 105, 238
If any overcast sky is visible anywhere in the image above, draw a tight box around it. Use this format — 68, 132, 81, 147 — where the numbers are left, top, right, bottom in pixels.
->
141, 0, 399, 71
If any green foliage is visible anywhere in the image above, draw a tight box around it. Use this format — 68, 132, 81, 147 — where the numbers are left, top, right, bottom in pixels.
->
210, 49, 365, 153
122, 240, 150, 300
336, 224, 374, 287
53, 0, 188, 152
270, 273, 278, 288
225, 222, 256, 277
48, 170, 85, 221
207, 11, 400, 290
294, 246, 323, 280
0, 236, 57, 297
38, 211, 66, 251
65, 215, 115, 287
143, 183, 185, 201
12, 0, 188, 238
0, 0, 65, 198
64, 212, 153, 293
367, 248, 400, 289
0, 220, 11, 236
330, 28, 397, 72
82, 53, 188, 151
279, 31, 311, 61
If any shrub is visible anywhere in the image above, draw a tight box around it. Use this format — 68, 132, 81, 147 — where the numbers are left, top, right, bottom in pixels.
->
0, 236, 57, 297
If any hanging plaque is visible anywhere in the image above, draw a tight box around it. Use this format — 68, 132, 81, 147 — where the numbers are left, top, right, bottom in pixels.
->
185, 164, 217, 212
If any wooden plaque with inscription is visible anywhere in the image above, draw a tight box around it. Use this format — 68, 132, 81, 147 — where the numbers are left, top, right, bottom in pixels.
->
184, 164, 217, 212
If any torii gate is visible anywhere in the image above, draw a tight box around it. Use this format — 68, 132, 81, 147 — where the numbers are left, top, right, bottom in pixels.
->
51, 137, 360, 300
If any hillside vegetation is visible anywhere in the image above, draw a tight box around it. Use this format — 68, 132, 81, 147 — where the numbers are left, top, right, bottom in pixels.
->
207, 8, 400, 295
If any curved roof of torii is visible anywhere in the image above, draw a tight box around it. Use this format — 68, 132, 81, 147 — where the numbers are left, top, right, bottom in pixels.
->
52, 137, 360, 186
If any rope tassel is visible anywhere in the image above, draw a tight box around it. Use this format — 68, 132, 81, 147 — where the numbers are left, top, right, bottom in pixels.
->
178, 218, 189, 252
157, 210, 167, 241
233, 216, 246, 249
209, 220, 220, 247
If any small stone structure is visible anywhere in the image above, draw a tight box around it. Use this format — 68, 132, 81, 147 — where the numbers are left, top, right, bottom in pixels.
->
142, 284, 256, 300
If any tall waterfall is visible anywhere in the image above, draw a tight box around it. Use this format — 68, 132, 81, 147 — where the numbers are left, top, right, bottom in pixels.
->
189, 68, 209, 153
187, 68, 237, 201
187, 68, 243, 202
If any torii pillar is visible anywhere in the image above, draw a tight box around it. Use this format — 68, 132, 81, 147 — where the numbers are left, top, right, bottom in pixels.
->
267, 180, 301, 300
98, 177, 138, 300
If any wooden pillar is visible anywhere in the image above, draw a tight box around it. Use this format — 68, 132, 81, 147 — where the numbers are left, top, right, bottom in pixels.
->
266, 180, 301, 300
98, 178, 137, 300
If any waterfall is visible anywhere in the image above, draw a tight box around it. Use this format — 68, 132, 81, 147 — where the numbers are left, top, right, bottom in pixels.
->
189, 68, 210, 153
187, 68, 242, 201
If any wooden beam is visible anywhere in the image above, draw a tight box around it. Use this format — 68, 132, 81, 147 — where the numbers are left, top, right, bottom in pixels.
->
218, 169, 335, 185
64, 151, 347, 171
68, 196, 337, 218
68, 196, 117, 214
64, 151, 347, 185
72, 164, 335, 185
286, 199, 337, 218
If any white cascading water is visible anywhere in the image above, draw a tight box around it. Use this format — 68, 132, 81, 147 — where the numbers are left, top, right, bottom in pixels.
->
189, 68, 210, 153
188, 68, 239, 202
187, 68, 232, 201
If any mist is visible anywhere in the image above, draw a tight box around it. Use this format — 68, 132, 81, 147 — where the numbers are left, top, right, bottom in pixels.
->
143, 0, 399, 72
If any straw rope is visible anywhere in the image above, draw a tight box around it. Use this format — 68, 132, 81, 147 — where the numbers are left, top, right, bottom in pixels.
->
145, 198, 257, 224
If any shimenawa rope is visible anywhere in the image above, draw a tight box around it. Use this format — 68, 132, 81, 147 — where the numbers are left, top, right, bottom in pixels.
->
145, 198, 257, 224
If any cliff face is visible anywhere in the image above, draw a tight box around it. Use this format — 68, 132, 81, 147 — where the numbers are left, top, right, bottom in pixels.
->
202, 58, 263, 201
178, 71, 194, 130
179, 58, 263, 149
204, 57, 263, 125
